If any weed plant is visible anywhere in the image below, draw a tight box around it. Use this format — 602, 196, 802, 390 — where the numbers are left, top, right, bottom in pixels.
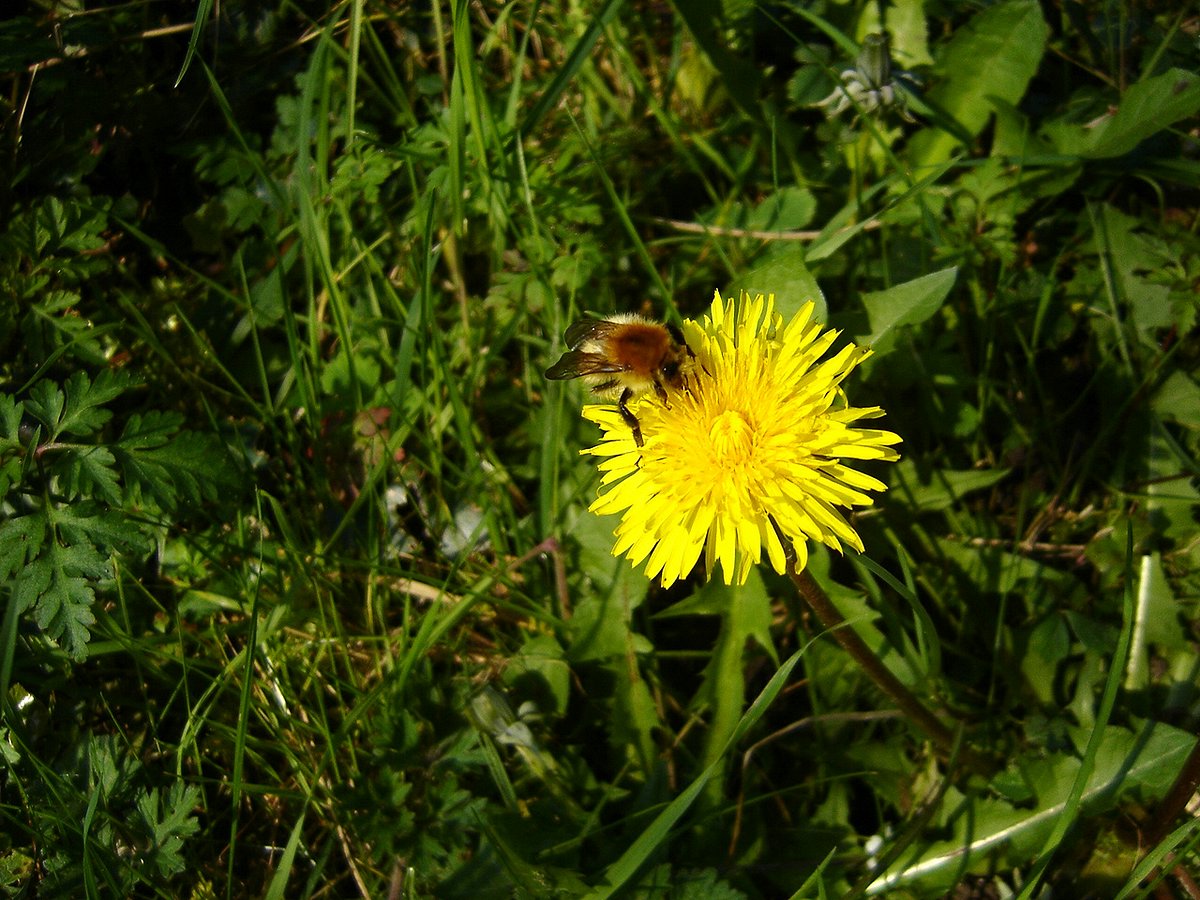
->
1, 1, 1199, 897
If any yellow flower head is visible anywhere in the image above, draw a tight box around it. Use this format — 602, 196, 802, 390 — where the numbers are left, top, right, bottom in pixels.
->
581, 290, 901, 587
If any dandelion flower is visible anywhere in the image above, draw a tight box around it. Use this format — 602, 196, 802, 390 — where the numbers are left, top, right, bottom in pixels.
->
581, 290, 901, 588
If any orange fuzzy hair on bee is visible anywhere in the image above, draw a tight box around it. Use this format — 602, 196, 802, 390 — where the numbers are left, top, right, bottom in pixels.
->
545, 313, 694, 447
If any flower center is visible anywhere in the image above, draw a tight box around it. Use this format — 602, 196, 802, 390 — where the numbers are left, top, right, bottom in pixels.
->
709, 409, 755, 467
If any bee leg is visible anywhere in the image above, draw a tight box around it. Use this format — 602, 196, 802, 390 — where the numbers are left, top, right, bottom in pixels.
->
618, 387, 645, 447
671, 327, 711, 378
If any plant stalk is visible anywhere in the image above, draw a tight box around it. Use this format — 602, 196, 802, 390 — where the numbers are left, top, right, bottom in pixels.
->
789, 566, 994, 777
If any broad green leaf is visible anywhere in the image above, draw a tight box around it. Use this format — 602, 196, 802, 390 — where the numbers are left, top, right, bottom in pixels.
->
567, 511, 651, 662
609, 646, 659, 772
507, 635, 571, 716
867, 723, 1196, 895
1126, 553, 1184, 691
0, 16, 58, 73
1086, 204, 1174, 334
724, 246, 826, 324
937, 537, 1065, 596
884, 0, 934, 67
1146, 420, 1200, 548
991, 98, 1058, 158
636, 865, 748, 899
743, 186, 816, 232
889, 459, 1009, 512
908, 0, 1049, 167
53, 538, 110, 580
1043, 68, 1200, 159
116, 410, 182, 450
1152, 371, 1200, 430
1019, 615, 1070, 706
859, 267, 957, 355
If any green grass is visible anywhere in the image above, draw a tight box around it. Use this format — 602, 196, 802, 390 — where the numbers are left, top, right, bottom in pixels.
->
1, 1, 1199, 897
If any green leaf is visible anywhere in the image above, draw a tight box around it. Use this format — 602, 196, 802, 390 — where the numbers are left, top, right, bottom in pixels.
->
889, 459, 1009, 512
743, 186, 816, 232
724, 245, 827, 324
669, 0, 763, 119
908, 0, 1049, 166
1152, 371, 1200, 431
0, 395, 21, 441
55, 503, 148, 557
114, 409, 182, 451
24, 380, 65, 436
507, 635, 571, 717
937, 537, 1065, 596
19, 541, 106, 660
4, 501, 141, 659
115, 413, 240, 507
135, 783, 201, 878
1125, 553, 1184, 692
1044, 69, 1200, 159
0, 394, 25, 497
0, 17, 59, 73
59, 446, 122, 505
25, 371, 126, 440
1019, 615, 1071, 706
10, 557, 51, 614
868, 723, 1196, 894
884, 0, 934, 67
0, 513, 46, 582
568, 510, 650, 661
858, 267, 957, 355
635, 865, 749, 899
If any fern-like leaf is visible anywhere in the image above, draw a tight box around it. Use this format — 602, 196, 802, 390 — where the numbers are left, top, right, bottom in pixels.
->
0, 394, 21, 441
0, 395, 25, 498
115, 412, 239, 508
0, 513, 46, 582
25, 371, 125, 439
135, 783, 201, 878
6, 505, 133, 659
58, 445, 122, 505
22, 540, 108, 659
55, 502, 148, 557
1, 371, 232, 660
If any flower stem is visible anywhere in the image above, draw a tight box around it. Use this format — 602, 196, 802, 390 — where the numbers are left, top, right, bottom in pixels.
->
789, 566, 994, 776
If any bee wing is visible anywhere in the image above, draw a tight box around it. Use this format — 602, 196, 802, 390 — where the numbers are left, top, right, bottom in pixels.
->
545, 350, 628, 380
562, 316, 622, 348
